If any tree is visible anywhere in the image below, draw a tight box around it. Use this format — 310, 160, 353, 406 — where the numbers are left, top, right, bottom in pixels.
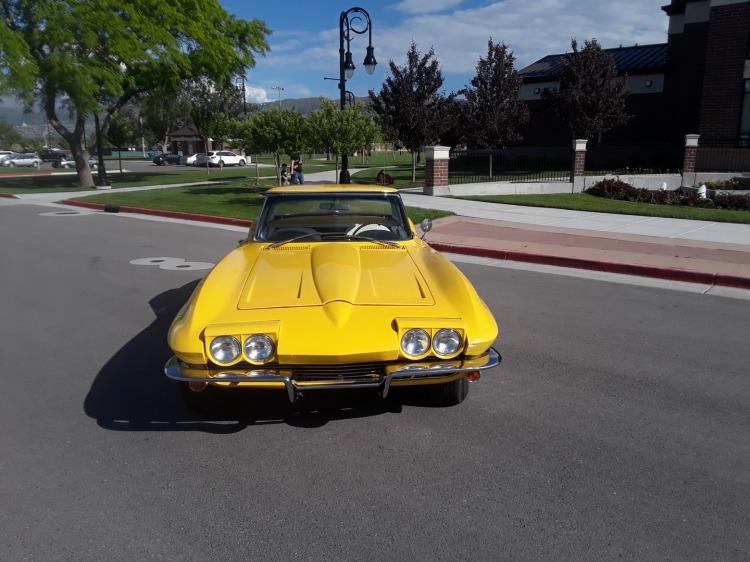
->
186, 79, 244, 174
138, 88, 192, 154
237, 109, 308, 184
461, 40, 529, 148
369, 42, 452, 182
308, 99, 377, 181
0, 1, 269, 188
543, 38, 629, 141
106, 111, 138, 173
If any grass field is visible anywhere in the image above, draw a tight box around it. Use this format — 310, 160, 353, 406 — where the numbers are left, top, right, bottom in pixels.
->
457, 193, 750, 224
73, 183, 453, 224
0, 168, 266, 194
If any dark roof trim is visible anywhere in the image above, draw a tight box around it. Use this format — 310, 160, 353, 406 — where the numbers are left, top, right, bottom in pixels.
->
519, 43, 667, 81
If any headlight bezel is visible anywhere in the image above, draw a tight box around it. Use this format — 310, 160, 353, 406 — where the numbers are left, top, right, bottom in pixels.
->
243, 333, 276, 364
400, 328, 431, 358
432, 328, 463, 357
209, 335, 242, 365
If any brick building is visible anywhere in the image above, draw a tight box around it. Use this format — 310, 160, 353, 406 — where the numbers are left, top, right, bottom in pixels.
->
518, 0, 750, 148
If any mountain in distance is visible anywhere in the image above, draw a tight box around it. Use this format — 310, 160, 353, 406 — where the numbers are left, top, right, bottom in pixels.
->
256, 96, 371, 115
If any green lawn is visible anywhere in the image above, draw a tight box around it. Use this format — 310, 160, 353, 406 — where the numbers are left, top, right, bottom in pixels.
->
0, 167, 71, 175
352, 165, 425, 189
457, 193, 750, 224
72, 183, 453, 224
0, 168, 264, 194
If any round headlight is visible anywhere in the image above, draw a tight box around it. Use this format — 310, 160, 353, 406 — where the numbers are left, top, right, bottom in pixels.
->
244, 334, 275, 363
209, 336, 241, 364
432, 329, 462, 356
401, 329, 430, 357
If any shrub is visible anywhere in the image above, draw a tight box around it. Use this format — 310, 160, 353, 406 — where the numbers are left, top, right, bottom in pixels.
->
586, 178, 749, 211
713, 193, 750, 210
704, 178, 742, 191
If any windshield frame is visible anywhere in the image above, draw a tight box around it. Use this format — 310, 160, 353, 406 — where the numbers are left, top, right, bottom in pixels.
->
252, 191, 414, 243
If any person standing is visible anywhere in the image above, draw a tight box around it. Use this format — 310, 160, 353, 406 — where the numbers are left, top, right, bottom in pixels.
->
293, 159, 304, 184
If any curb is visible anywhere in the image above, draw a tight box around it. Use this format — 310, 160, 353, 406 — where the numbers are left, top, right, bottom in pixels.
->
61, 199, 253, 228
429, 242, 750, 290
0, 193, 18, 199
57, 199, 750, 290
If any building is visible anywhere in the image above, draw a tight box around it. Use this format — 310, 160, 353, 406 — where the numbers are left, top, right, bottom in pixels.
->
519, 0, 750, 148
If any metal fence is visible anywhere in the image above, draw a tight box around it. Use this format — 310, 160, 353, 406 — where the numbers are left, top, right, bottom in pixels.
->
696, 141, 750, 172
585, 143, 683, 176
448, 148, 570, 184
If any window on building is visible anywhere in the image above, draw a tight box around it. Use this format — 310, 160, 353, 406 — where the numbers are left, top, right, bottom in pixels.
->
741, 80, 750, 147
645, 79, 653, 88
533, 87, 541, 95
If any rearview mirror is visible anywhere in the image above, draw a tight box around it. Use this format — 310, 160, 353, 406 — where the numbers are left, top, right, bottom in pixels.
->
420, 218, 432, 239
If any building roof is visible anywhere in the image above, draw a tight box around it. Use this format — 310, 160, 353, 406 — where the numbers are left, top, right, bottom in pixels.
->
519, 43, 668, 81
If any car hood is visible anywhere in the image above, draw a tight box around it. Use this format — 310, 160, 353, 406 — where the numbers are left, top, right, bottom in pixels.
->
238, 242, 434, 310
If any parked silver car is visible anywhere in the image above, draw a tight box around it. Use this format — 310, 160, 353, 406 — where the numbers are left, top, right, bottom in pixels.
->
8, 153, 42, 168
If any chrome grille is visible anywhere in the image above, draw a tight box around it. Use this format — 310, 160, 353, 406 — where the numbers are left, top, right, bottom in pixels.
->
291, 362, 385, 382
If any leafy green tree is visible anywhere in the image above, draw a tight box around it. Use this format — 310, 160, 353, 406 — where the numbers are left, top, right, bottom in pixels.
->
308, 99, 379, 178
138, 88, 192, 154
543, 38, 629, 141
461, 40, 529, 149
369, 42, 452, 182
186, 79, 245, 173
237, 109, 308, 184
0, 1, 269, 188
106, 111, 138, 173
0, 119, 24, 148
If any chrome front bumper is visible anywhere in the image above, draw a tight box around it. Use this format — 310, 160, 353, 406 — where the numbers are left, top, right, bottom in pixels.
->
164, 348, 501, 403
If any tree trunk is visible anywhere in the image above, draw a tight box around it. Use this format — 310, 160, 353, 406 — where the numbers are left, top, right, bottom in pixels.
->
204, 138, 210, 176
275, 153, 281, 186
411, 151, 416, 183
335, 155, 339, 184
118, 149, 123, 175
70, 138, 95, 189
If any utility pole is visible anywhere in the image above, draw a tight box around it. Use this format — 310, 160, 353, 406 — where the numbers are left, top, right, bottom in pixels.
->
271, 85, 284, 109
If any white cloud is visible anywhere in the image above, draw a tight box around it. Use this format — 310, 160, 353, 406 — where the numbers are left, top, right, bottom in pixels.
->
245, 85, 270, 104
252, 0, 669, 94
374, 0, 668, 74
390, 0, 463, 14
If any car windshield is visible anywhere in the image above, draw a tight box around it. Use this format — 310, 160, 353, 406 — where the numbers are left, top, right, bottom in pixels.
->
254, 193, 412, 243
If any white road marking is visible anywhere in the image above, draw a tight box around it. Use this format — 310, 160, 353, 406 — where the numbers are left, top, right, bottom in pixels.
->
130, 257, 214, 271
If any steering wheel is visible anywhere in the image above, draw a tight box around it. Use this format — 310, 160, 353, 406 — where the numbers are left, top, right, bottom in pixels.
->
349, 223, 390, 236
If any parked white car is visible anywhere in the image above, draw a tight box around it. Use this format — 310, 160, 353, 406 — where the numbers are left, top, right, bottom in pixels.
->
0, 151, 18, 166
185, 153, 204, 166
8, 153, 42, 168
205, 151, 247, 167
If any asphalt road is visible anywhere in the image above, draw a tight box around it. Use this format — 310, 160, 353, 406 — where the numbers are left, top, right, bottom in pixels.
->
1, 203, 748, 561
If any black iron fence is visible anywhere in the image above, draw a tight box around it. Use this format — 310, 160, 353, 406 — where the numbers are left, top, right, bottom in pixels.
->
585, 143, 683, 176
448, 148, 570, 184
696, 140, 750, 172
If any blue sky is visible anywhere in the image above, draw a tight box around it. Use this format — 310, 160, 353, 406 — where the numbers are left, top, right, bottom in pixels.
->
221, 0, 669, 103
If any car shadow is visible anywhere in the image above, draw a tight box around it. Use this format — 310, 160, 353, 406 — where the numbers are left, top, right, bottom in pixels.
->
83, 281, 404, 433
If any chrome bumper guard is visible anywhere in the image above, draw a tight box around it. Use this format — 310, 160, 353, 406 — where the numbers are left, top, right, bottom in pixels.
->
164, 348, 501, 403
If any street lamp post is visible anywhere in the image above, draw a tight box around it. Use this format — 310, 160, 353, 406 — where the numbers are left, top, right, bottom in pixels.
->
271, 85, 284, 110
338, 7, 377, 184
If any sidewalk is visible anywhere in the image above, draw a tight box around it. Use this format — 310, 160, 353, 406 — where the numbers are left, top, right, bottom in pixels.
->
401, 192, 750, 246
427, 215, 750, 288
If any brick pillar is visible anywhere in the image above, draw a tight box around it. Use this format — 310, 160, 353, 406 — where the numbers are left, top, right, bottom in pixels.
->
571, 139, 587, 193
682, 134, 700, 188
424, 145, 450, 196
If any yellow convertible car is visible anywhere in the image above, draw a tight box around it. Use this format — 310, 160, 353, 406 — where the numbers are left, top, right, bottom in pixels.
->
165, 185, 500, 407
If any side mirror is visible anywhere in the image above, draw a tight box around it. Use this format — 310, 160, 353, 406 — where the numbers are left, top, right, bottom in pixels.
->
419, 218, 432, 239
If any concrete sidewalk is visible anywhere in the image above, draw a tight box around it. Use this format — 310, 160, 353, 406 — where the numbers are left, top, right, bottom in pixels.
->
427, 215, 750, 287
401, 192, 750, 246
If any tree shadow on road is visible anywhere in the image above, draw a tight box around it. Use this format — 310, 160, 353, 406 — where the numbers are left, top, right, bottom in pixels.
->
83, 281, 402, 433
